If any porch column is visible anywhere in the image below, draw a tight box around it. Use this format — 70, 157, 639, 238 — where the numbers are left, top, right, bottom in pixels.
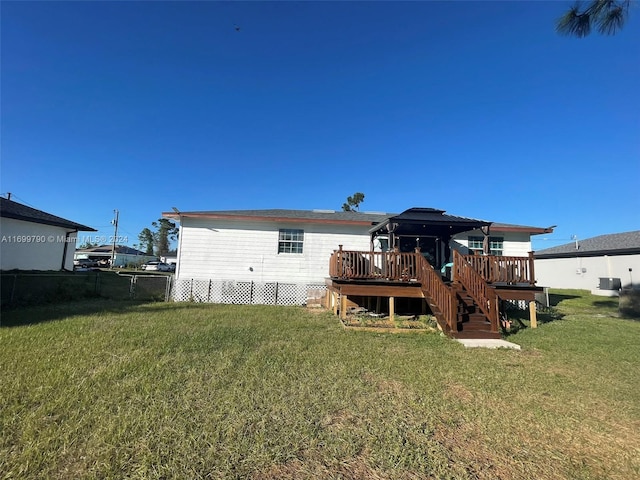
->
529, 301, 537, 329
482, 226, 491, 255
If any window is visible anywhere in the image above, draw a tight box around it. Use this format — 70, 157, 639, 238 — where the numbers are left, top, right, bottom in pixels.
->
278, 229, 304, 254
468, 236, 503, 256
468, 236, 484, 252
489, 237, 504, 256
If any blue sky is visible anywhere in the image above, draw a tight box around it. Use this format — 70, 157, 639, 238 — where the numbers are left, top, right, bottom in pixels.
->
2, 1, 638, 251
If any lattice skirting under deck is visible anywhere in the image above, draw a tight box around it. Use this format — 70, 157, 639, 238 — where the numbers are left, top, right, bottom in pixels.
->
171, 279, 326, 306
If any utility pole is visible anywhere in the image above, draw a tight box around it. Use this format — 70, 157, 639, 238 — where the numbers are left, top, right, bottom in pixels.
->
110, 209, 119, 268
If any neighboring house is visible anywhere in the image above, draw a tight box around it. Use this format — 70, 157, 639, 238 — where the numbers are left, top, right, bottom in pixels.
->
74, 245, 156, 268
160, 255, 177, 266
163, 207, 552, 304
0, 197, 96, 271
534, 231, 640, 295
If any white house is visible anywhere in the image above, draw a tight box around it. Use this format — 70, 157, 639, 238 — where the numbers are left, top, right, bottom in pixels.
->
0, 197, 96, 271
163, 207, 552, 305
535, 231, 640, 295
74, 245, 156, 268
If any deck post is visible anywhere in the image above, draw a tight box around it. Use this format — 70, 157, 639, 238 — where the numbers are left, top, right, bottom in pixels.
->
332, 291, 338, 315
529, 300, 537, 329
528, 251, 536, 285
340, 293, 347, 320
337, 245, 343, 278
389, 296, 395, 323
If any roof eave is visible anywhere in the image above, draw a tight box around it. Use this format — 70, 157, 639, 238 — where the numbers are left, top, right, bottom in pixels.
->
2, 212, 96, 232
535, 247, 640, 259
161, 211, 379, 227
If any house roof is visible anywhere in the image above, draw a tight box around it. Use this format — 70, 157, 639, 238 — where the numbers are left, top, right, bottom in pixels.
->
163, 207, 553, 235
76, 245, 147, 255
535, 230, 640, 259
162, 209, 391, 226
489, 222, 554, 235
0, 197, 96, 231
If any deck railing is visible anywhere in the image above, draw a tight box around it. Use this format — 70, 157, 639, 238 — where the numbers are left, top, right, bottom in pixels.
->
453, 250, 499, 332
330, 247, 536, 286
329, 247, 418, 281
414, 254, 457, 333
460, 252, 536, 285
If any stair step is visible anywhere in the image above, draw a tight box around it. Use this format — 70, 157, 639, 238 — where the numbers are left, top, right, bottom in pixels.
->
460, 322, 494, 331
452, 330, 502, 339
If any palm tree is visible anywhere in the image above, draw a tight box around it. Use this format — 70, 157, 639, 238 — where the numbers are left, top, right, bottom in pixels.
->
556, 0, 632, 37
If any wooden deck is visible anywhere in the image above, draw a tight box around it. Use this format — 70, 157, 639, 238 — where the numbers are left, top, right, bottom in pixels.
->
326, 247, 542, 339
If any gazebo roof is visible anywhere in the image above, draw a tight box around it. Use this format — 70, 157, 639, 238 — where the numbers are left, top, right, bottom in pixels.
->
370, 208, 492, 238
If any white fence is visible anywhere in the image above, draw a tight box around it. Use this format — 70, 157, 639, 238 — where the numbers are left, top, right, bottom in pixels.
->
171, 279, 326, 306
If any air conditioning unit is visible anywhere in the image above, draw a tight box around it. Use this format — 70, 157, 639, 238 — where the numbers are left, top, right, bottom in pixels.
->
598, 278, 621, 290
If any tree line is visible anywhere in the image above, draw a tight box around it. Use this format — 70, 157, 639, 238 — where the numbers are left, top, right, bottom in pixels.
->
138, 219, 178, 256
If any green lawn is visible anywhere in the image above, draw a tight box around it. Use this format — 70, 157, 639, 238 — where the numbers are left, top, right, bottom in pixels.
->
1, 291, 638, 479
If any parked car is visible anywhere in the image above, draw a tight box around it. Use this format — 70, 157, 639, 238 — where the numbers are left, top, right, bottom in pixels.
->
141, 261, 171, 272
74, 258, 98, 268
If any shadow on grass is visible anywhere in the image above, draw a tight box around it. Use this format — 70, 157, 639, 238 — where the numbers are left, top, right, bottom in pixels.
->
501, 305, 564, 337
548, 293, 580, 307
0, 299, 209, 328
593, 299, 619, 309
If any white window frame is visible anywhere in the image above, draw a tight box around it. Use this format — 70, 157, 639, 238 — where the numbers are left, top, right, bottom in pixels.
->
278, 229, 304, 254
468, 236, 503, 256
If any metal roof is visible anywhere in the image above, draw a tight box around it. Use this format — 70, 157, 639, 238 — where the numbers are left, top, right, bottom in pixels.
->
535, 230, 640, 258
370, 207, 492, 237
0, 197, 96, 231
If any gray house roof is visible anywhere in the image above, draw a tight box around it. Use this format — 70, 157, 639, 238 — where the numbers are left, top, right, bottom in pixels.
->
535, 231, 640, 259
0, 197, 96, 231
162, 207, 553, 234
76, 245, 146, 255
163, 208, 392, 226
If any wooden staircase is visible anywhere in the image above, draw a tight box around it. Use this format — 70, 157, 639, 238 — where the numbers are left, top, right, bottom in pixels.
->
451, 285, 500, 339
415, 253, 501, 339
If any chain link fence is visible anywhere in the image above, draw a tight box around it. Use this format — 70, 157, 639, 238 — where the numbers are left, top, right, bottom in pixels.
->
171, 278, 326, 306
1, 272, 172, 307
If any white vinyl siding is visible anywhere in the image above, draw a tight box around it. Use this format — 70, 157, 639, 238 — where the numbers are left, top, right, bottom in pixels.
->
176, 218, 371, 283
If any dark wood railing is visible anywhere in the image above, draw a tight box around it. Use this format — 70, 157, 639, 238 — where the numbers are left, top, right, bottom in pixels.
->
414, 254, 457, 334
329, 246, 418, 281
330, 247, 536, 287
453, 250, 499, 333
460, 252, 536, 285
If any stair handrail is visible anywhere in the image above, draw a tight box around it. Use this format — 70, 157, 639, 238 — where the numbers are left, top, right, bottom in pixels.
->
453, 250, 500, 333
413, 252, 457, 333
